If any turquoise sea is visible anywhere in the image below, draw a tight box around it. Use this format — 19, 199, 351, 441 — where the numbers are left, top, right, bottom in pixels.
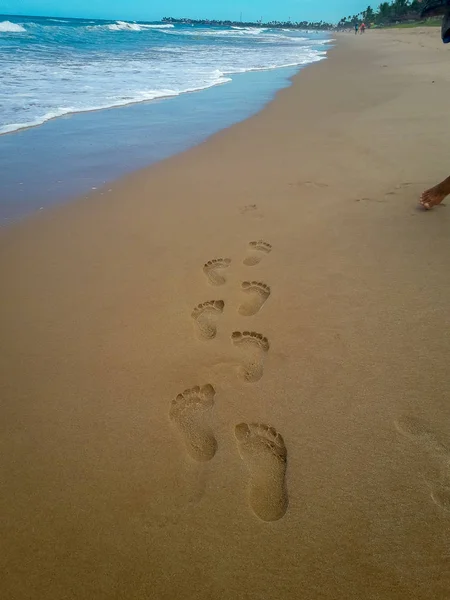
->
0, 15, 331, 221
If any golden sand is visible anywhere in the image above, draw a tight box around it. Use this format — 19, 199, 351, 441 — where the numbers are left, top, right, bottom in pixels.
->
1, 29, 450, 599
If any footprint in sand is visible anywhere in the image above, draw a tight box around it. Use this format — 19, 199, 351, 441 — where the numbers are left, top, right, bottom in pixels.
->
203, 258, 231, 286
169, 384, 217, 462
239, 281, 270, 316
290, 180, 328, 189
301, 180, 328, 189
239, 204, 258, 214
239, 204, 264, 219
231, 331, 269, 383
235, 422, 288, 522
243, 241, 272, 266
191, 300, 224, 340
394, 416, 450, 460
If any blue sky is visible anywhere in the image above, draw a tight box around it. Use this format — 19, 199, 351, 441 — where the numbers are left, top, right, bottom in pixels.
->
2, 1, 368, 23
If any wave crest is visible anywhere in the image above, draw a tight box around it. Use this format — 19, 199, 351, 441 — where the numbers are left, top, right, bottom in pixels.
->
107, 21, 174, 31
231, 26, 268, 34
0, 74, 232, 135
0, 21, 26, 33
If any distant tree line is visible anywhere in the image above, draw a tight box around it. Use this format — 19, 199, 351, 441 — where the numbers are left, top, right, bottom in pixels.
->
164, 2, 431, 31
162, 17, 334, 30
337, 0, 425, 28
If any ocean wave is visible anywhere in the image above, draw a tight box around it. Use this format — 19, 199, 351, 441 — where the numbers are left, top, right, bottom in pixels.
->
231, 26, 268, 34
310, 39, 333, 45
0, 21, 26, 33
0, 17, 330, 136
108, 21, 141, 31
105, 21, 174, 31
163, 27, 271, 38
222, 53, 326, 75
140, 23, 174, 29
0, 75, 232, 136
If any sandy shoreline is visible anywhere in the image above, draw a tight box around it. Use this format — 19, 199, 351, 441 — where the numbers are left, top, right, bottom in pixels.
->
2, 29, 450, 599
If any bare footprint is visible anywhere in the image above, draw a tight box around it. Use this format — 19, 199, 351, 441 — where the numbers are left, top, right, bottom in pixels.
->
239, 204, 264, 219
394, 416, 450, 460
290, 180, 328, 189
169, 385, 217, 462
240, 204, 258, 214
302, 180, 328, 189
191, 300, 224, 340
203, 258, 231, 286
243, 241, 272, 266
231, 331, 269, 383
235, 423, 288, 522
239, 281, 271, 316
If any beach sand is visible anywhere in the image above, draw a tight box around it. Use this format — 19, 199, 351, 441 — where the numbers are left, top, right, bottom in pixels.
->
1, 29, 450, 599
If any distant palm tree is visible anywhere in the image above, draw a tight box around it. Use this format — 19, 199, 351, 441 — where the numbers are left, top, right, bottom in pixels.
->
364, 5, 375, 22
338, 0, 424, 27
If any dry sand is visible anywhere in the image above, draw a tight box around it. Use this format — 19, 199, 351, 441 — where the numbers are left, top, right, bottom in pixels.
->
1, 29, 450, 599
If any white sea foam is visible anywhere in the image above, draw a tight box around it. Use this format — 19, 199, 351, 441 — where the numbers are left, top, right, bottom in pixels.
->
105, 21, 174, 31
0, 20, 26, 33
108, 21, 141, 31
222, 53, 326, 75
164, 27, 270, 38
0, 74, 232, 135
140, 23, 174, 29
0, 19, 330, 135
231, 26, 268, 34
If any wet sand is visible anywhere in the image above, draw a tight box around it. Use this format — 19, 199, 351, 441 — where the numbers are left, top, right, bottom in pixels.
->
1, 29, 450, 599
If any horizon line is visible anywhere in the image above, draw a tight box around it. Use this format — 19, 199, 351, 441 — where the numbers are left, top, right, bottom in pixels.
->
0, 12, 333, 25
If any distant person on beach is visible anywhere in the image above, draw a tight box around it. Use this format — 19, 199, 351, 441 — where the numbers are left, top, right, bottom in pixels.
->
354, 23, 359, 35
360, 22, 366, 34
419, 0, 450, 209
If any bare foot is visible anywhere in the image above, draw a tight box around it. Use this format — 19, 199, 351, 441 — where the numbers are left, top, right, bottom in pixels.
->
420, 183, 449, 210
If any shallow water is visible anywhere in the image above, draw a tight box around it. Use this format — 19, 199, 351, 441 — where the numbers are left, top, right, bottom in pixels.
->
0, 15, 331, 222
0, 15, 328, 135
